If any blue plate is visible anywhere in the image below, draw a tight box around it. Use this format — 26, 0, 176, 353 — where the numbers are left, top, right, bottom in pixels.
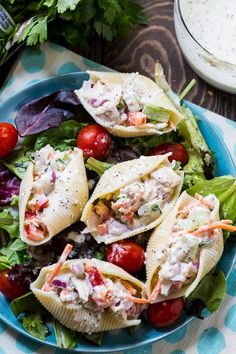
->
0, 72, 235, 352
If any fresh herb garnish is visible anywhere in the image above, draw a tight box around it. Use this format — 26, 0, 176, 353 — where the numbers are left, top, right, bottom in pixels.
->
21, 312, 48, 341
0, 0, 147, 65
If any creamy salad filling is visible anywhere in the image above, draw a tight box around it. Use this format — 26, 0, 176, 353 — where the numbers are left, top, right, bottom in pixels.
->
79, 79, 172, 129
24, 145, 75, 242
150, 194, 219, 299
91, 164, 182, 238
43, 260, 146, 325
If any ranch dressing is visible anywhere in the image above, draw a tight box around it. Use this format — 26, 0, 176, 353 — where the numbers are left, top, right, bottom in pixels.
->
180, 0, 236, 65
174, 0, 236, 93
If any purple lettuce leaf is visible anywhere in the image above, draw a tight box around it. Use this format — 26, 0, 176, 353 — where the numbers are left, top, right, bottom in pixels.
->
0, 167, 20, 206
15, 90, 81, 137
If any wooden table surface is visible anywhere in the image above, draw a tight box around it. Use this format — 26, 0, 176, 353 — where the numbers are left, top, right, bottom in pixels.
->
99, 0, 235, 121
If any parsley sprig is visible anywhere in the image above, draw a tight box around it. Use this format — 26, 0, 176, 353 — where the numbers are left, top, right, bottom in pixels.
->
0, 0, 147, 65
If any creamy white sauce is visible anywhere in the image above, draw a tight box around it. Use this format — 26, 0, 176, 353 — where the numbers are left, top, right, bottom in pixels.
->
179, 0, 236, 65
175, 0, 236, 92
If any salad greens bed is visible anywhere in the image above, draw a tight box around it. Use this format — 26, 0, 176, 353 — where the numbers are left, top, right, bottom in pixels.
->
0, 79, 235, 348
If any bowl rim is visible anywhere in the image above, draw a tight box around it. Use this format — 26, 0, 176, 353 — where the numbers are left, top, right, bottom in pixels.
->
0, 72, 235, 352
175, 0, 236, 68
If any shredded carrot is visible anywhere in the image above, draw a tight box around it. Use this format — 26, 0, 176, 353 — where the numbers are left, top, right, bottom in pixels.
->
178, 194, 214, 218
177, 202, 196, 218
42, 244, 73, 291
148, 280, 162, 302
194, 193, 214, 208
192, 221, 236, 236
120, 280, 137, 295
169, 121, 176, 131
127, 296, 149, 304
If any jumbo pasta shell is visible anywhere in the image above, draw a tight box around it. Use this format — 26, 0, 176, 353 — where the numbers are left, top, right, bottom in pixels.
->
30, 259, 145, 333
19, 148, 89, 246
75, 71, 184, 137
146, 191, 224, 302
81, 154, 184, 244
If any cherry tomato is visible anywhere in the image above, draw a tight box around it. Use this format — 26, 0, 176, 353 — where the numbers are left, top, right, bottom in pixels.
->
147, 298, 184, 328
105, 240, 145, 273
0, 269, 27, 299
77, 124, 111, 160
149, 143, 189, 166
0, 123, 18, 158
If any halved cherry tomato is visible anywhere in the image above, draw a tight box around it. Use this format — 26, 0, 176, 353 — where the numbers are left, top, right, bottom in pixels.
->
105, 240, 145, 273
147, 298, 184, 328
0, 123, 18, 158
149, 143, 189, 166
0, 269, 27, 299
77, 124, 111, 160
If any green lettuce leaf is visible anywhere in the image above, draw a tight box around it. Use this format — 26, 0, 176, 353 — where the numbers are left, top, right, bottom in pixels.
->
0, 208, 19, 239
33, 120, 86, 151
53, 318, 76, 349
179, 106, 214, 174
10, 292, 43, 317
2, 147, 33, 179
83, 332, 103, 345
85, 157, 114, 176
142, 104, 170, 123
0, 239, 31, 269
121, 132, 176, 156
154, 63, 214, 187
93, 246, 106, 260
0, 255, 11, 271
187, 270, 226, 313
182, 145, 206, 189
21, 312, 48, 341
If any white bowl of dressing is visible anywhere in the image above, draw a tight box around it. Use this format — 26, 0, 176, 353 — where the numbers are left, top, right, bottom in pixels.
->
174, 0, 236, 93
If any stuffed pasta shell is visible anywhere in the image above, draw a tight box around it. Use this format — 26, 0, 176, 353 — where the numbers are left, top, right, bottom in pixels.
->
146, 191, 236, 303
31, 255, 147, 333
19, 144, 88, 246
75, 71, 184, 137
81, 154, 183, 244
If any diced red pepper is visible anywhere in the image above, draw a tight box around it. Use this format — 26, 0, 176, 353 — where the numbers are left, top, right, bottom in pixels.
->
38, 200, 49, 211
128, 112, 147, 126
28, 194, 49, 212
86, 265, 105, 287
25, 211, 37, 219
25, 224, 45, 242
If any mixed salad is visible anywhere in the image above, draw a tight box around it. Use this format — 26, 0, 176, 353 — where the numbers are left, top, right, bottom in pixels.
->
0, 67, 235, 348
